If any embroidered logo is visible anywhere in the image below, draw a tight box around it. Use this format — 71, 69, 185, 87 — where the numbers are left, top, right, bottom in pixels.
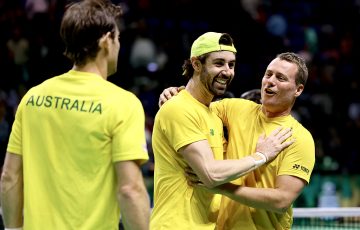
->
210, 129, 215, 136
292, 164, 310, 174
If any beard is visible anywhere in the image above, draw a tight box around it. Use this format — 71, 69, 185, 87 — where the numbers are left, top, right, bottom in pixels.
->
200, 69, 230, 96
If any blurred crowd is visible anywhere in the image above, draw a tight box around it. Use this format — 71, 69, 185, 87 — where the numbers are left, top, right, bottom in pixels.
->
1, 0, 360, 207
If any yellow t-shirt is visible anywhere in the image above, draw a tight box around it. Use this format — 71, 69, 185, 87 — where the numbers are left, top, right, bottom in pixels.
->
211, 98, 315, 230
7, 70, 149, 230
150, 90, 223, 230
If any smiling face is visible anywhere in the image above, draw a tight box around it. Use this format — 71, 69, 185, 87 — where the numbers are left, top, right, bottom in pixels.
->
261, 57, 304, 117
198, 51, 236, 96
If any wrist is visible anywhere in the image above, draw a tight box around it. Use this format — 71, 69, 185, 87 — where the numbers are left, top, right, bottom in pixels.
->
251, 152, 267, 168
256, 151, 268, 162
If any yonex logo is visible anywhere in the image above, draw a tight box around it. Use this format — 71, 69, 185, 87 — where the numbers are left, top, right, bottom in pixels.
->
292, 164, 310, 174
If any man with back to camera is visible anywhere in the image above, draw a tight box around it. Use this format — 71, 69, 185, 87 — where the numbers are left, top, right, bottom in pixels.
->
150, 32, 294, 229
0, 0, 150, 229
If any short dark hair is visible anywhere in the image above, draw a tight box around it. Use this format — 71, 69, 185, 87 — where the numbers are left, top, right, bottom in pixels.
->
60, 0, 123, 66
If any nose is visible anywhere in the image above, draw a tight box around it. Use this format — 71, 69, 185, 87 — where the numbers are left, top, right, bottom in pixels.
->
221, 64, 233, 76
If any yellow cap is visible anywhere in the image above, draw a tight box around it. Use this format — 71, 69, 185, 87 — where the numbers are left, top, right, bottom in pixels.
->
190, 32, 237, 58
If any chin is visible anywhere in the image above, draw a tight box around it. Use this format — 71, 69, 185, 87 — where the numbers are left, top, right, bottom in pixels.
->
261, 100, 273, 107
214, 91, 226, 97
215, 87, 227, 95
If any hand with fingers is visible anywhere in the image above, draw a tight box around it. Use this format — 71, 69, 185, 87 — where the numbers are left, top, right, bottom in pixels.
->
184, 167, 227, 195
158, 86, 185, 108
255, 127, 294, 162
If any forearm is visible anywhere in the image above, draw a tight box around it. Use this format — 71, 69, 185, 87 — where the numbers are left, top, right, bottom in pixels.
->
118, 184, 150, 230
205, 153, 266, 187
0, 171, 24, 227
181, 141, 267, 188
217, 183, 293, 213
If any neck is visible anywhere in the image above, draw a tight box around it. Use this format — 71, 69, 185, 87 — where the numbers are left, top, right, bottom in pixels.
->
72, 56, 108, 80
261, 105, 292, 118
185, 78, 214, 106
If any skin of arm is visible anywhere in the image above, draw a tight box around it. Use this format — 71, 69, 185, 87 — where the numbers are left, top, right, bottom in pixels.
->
0, 152, 24, 228
115, 160, 150, 230
179, 127, 293, 189
180, 140, 257, 188
198, 175, 306, 214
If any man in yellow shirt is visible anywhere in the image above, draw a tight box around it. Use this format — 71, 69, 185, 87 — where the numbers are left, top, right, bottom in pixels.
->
0, 0, 150, 229
160, 52, 315, 230
151, 32, 293, 230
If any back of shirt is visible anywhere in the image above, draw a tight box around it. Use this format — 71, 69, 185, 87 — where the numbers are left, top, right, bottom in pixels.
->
7, 70, 149, 230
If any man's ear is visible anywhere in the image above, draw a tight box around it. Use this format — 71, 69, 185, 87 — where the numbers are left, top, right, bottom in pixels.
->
191, 58, 201, 72
295, 84, 304, 98
99, 32, 112, 49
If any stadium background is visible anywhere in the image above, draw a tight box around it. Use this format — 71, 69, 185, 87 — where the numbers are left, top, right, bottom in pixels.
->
0, 0, 360, 211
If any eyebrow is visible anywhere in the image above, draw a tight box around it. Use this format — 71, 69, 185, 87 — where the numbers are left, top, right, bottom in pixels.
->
266, 69, 287, 78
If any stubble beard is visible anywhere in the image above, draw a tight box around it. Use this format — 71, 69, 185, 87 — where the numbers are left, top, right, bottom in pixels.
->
200, 69, 227, 97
